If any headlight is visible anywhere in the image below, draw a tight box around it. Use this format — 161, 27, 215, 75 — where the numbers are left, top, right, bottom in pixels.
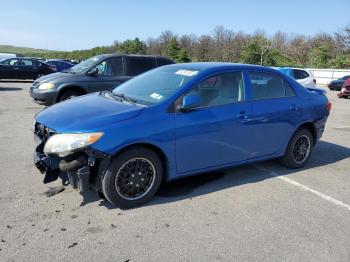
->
38, 83, 55, 90
44, 132, 103, 157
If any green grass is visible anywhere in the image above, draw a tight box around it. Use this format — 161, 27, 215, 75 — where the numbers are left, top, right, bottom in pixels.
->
0, 45, 57, 55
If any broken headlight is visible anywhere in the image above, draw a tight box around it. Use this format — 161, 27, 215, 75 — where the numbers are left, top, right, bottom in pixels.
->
44, 132, 103, 157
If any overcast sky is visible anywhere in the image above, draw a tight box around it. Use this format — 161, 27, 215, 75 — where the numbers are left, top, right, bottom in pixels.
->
1, 0, 349, 51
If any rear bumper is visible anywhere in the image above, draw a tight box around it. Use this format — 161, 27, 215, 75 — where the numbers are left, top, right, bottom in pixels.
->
338, 90, 350, 98
314, 117, 327, 140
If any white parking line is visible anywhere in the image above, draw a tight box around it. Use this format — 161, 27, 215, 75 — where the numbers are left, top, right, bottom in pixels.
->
255, 165, 350, 212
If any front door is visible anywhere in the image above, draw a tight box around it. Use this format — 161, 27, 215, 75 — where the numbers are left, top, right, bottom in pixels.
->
174, 71, 254, 174
0, 58, 20, 79
88, 57, 127, 92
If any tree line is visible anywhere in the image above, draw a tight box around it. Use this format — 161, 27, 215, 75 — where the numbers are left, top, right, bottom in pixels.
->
27, 25, 350, 68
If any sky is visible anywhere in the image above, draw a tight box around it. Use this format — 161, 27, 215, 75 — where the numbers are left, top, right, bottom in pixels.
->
0, 0, 349, 51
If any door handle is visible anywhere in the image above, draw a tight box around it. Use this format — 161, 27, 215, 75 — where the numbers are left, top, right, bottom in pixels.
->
238, 111, 248, 121
290, 104, 301, 113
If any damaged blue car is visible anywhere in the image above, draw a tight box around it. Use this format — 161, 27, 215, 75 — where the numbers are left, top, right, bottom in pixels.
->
33, 63, 331, 208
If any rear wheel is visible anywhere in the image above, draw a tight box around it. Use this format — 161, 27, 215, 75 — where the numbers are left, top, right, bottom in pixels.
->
102, 147, 163, 208
58, 90, 83, 102
35, 72, 45, 80
280, 128, 313, 169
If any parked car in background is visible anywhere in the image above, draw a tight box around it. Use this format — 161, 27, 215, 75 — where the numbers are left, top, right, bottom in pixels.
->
0, 58, 56, 80
276, 67, 316, 88
328, 75, 350, 91
45, 59, 74, 72
337, 77, 350, 98
33, 63, 331, 208
29, 54, 174, 106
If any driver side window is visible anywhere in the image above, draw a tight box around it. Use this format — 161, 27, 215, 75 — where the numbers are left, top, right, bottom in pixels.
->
95, 58, 123, 76
178, 72, 245, 109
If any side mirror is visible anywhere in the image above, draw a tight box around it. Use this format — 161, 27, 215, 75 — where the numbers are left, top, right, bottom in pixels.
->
87, 67, 98, 76
180, 94, 201, 112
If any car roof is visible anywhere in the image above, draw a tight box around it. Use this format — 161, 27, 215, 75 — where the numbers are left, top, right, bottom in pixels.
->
162, 62, 278, 74
95, 53, 173, 60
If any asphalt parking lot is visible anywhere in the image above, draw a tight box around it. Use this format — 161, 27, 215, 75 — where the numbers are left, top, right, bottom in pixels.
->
0, 81, 349, 262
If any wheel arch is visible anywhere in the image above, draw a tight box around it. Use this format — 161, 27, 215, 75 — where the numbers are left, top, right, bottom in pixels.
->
56, 85, 87, 102
112, 142, 169, 182
294, 121, 317, 144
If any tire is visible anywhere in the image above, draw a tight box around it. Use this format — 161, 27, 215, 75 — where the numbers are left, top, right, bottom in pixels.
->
280, 128, 314, 169
102, 147, 163, 208
58, 90, 83, 102
35, 73, 45, 80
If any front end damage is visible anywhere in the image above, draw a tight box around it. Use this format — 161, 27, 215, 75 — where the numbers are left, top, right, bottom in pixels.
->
33, 122, 110, 193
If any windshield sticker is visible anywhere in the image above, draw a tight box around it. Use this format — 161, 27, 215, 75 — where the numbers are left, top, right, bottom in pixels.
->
175, 70, 198, 76
150, 93, 163, 100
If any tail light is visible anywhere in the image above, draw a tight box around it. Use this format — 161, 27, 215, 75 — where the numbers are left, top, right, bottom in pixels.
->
326, 101, 332, 112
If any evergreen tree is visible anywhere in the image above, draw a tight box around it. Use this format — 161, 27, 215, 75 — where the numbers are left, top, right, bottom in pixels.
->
176, 48, 191, 63
163, 37, 181, 61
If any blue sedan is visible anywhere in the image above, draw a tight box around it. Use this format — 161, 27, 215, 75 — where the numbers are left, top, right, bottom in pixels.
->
45, 59, 74, 72
33, 63, 331, 208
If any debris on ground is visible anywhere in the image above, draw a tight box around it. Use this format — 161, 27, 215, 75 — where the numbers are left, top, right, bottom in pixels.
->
60, 228, 67, 231
111, 224, 117, 228
68, 242, 78, 248
43, 186, 65, 197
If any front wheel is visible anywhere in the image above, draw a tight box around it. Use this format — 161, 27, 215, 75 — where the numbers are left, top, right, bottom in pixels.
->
102, 147, 163, 208
280, 128, 313, 169
35, 73, 45, 80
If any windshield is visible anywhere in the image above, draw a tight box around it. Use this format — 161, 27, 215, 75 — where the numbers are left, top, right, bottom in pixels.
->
68, 56, 101, 74
112, 66, 200, 105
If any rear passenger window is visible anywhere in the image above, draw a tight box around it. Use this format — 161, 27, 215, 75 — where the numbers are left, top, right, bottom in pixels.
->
249, 72, 295, 100
126, 57, 156, 76
293, 69, 309, 79
157, 57, 174, 66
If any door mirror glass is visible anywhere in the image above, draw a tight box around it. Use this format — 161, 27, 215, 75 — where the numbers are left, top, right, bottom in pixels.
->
180, 94, 201, 112
87, 67, 98, 76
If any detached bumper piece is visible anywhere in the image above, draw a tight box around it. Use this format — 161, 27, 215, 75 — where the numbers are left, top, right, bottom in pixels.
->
34, 151, 91, 192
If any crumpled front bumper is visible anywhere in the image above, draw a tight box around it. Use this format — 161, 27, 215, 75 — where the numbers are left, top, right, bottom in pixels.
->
32, 123, 111, 192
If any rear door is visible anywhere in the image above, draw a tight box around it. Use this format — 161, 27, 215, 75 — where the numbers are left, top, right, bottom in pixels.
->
18, 59, 37, 79
246, 71, 300, 157
88, 57, 125, 92
125, 56, 157, 78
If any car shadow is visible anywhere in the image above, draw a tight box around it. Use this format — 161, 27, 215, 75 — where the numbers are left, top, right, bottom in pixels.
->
81, 140, 350, 209
0, 87, 23, 91
0, 80, 33, 83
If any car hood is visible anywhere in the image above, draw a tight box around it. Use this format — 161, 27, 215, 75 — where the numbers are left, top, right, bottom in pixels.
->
36, 72, 86, 83
35, 93, 144, 133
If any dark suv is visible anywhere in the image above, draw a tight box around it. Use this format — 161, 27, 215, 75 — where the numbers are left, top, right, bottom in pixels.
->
29, 54, 174, 106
